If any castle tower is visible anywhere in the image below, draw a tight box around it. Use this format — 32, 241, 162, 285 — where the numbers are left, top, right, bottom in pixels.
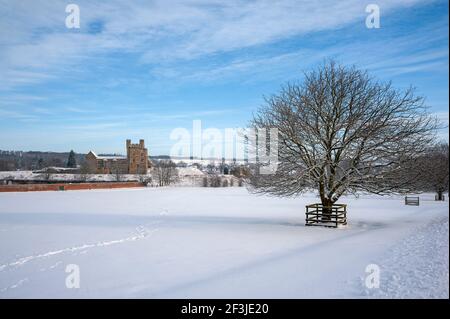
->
126, 139, 149, 174
126, 139, 131, 158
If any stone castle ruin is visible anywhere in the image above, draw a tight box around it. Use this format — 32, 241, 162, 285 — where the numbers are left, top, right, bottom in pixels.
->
86, 139, 150, 174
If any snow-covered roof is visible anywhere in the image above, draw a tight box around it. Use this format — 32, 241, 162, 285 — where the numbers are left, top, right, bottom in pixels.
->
88, 151, 126, 160
97, 155, 126, 160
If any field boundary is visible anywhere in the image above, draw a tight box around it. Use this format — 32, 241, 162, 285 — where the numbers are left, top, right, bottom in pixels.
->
0, 182, 145, 192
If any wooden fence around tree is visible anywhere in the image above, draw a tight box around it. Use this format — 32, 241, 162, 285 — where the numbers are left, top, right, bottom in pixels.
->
305, 203, 347, 228
405, 196, 420, 206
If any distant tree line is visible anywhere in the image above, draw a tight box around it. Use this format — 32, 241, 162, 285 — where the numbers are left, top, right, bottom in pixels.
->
0, 150, 85, 171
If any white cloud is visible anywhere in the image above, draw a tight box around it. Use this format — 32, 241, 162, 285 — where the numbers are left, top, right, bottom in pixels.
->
0, 0, 430, 89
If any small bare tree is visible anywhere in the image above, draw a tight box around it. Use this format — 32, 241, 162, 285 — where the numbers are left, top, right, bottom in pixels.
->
153, 160, 178, 186
111, 161, 123, 182
139, 174, 152, 186
209, 175, 222, 187
415, 142, 449, 200
249, 61, 438, 217
76, 161, 92, 182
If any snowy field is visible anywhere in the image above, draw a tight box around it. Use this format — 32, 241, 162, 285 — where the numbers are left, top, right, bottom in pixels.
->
0, 187, 448, 298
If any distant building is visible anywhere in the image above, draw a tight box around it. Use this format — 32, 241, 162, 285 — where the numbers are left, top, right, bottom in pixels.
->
86, 139, 150, 174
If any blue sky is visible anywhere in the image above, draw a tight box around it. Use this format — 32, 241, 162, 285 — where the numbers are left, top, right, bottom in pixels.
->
0, 0, 448, 155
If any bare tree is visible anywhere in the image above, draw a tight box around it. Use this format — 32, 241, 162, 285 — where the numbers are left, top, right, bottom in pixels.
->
76, 161, 92, 182
111, 161, 123, 182
139, 174, 152, 186
248, 61, 438, 216
153, 160, 178, 186
414, 142, 449, 200
208, 175, 222, 187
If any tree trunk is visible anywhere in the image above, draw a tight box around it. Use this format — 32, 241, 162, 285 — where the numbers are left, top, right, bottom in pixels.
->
437, 190, 444, 201
321, 198, 333, 221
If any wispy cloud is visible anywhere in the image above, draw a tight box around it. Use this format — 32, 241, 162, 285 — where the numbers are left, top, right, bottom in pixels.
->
0, 108, 39, 121
0, 93, 47, 104
0, 0, 430, 89
0, 0, 447, 153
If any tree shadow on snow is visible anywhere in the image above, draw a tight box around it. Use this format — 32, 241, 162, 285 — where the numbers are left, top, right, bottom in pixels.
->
0, 212, 306, 229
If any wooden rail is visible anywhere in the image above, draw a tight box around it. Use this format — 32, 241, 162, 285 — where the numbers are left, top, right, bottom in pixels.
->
405, 196, 420, 206
305, 203, 347, 228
